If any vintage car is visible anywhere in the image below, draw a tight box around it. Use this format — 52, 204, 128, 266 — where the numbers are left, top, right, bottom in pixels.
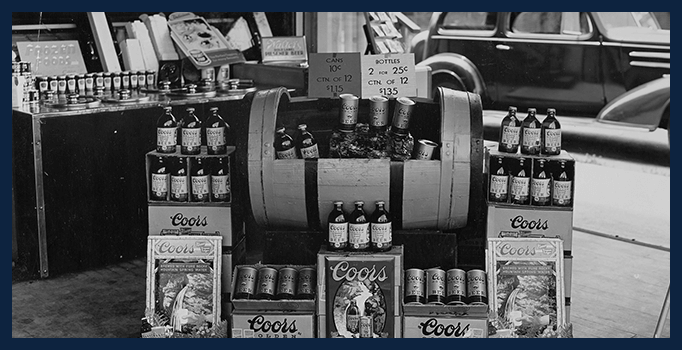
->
411, 12, 670, 130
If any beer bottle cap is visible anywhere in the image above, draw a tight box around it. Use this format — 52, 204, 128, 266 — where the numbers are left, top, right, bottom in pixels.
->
147, 70, 156, 74
95, 72, 103, 77
210, 107, 219, 112
528, 108, 537, 113
508, 106, 517, 112
354, 200, 364, 205
298, 124, 307, 130
85, 73, 94, 77
104, 72, 112, 77
276, 127, 286, 133
58, 75, 66, 79
186, 107, 196, 112
547, 108, 556, 114
66, 74, 76, 79
333, 200, 343, 205
163, 106, 172, 112
376, 200, 385, 205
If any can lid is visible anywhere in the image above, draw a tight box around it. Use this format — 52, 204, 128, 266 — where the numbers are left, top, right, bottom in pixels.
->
397, 96, 415, 106
369, 95, 388, 103
95, 72, 103, 76
339, 93, 358, 100
85, 73, 94, 77
147, 70, 156, 74
297, 124, 307, 129
66, 74, 76, 79
58, 75, 66, 79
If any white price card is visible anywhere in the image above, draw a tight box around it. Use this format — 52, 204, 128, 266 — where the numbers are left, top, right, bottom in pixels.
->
308, 53, 362, 98
361, 53, 416, 98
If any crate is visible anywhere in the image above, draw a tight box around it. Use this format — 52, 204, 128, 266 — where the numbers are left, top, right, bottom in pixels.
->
230, 264, 317, 312
486, 203, 574, 251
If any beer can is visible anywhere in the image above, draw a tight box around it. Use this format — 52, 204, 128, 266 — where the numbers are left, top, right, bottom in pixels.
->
21, 61, 32, 75
234, 266, 258, 300
121, 71, 130, 90
276, 267, 298, 300
338, 94, 359, 130
404, 268, 426, 305
66, 75, 76, 94
85, 73, 95, 92
445, 268, 467, 305
76, 74, 86, 93
426, 268, 446, 304
129, 71, 138, 89
95, 72, 104, 89
369, 95, 389, 128
359, 316, 373, 338
48, 76, 59, 92
415, 139, 438, 160
146, 70, 156, 89
137, 71, 146, 89
12, 61, 21, 75
296, 267, 316, 299
103, 72, 112, 91
56, 75, 67, 94
255, 267, 278, 300
112, 72, 122, 91
201, 67, 215, 82
466, 269, 488, 306
392, 97, 415, 131
37, 76, 49, 93
217, 64, 230, 82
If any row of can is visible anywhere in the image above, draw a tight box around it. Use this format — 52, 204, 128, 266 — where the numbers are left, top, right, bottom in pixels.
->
404, 268, 488, 306
35, 70, 157, 97
233, 266, 317, 301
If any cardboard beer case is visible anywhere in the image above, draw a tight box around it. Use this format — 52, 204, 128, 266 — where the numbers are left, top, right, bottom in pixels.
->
403, 315, 488, 338
486, 203, 574, 251
231, 310, 316, 338
316, 245, 403, 338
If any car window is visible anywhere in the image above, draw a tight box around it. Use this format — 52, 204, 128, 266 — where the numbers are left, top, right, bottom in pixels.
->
509, 12, 591, 36
441, 12, 497, 31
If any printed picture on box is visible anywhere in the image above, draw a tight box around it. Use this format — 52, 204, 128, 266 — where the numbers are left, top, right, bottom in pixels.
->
155, 261, 215, 334
170, 19, 224, 51
332, 279, 387, 338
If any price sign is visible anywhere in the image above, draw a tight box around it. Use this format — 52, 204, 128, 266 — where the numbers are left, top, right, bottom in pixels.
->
308, 53, 362, 98
361, 53, 416, 99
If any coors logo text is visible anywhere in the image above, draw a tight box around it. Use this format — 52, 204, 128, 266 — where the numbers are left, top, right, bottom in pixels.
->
170, 213, 208, 227
331, 261, 388, 282
419, 318, 470, 337
510, 215, 548, 230
247, 315, 298, 334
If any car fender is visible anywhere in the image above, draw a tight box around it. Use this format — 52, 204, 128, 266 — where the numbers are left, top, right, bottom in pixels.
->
409, 30, 429, 64
416, 52, 489, 101
596, 75, 670, 131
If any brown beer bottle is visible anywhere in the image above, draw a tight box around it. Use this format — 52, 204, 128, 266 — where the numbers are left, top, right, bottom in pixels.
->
348, 201, 370, 252
531, 159, 551, 206
520, 108, 541, 155
156, 107, 177, 153
489, 156, 509, 203
150, 156, 169, 201
498, 106, 520, 153
346, 300, 360, 333
180, 107, 202, 155
552, 160, 573, 207
205, 107, 229, 155
170, 157, 188, 202
541, 108, 562, 155
190, 158, 209, 202
370, 201, 392, 252
327, 201, 349, 251
275, 127, 298, 159
210, 157, 230, 202
294, 124, 319, 159
510, 157, 530, 205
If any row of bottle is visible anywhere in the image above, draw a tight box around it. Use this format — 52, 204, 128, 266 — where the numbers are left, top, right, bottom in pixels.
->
327, 200, 393, 252
489, 155, 573, 207
156, 106, 231, 156
149, 156, 230, 203
498, 106, 562, 156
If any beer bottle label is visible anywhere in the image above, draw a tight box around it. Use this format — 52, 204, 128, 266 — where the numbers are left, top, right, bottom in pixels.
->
553, 180, 572, 204
211, 174, 230, 199
490, 175, 509, 197
347, 314, 360, 332
348, 223, 370, 245
182, 128, 201, 148
157, 127, 177, 148
277, 147, 298, 159
501, 126, 520, 146
531, 178, 551, 200
328, 222, 348, 244
522, 128, 541, 147
544, 129, 562, 150
151, 174, 168, 197
300, 144, 319, 159
371, 223, 392, 245
206, 127, 226, 147
170, 175, 188, 200
510, 176, 530, 199
191, 175, 209, 198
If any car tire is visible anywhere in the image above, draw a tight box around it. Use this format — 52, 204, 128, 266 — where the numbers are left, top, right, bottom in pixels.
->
431, 71, 467, 99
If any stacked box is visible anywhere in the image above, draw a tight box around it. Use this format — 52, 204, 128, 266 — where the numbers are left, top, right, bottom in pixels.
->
317, 246, 403, 338
403, 304, 488, 338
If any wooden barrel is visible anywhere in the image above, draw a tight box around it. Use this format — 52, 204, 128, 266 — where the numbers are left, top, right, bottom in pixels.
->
246, 86, 483, 231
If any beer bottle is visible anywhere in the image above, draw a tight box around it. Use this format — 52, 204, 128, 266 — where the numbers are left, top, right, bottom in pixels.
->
552, 160, 573, 207
180, 107, 202, 155
520, 108, 541, 155
205, 107, 229, 155
387, 97, 415, 161
170, 157, 188, 202
370, 201, 392, 252
541, 108, 562, 156
150, 156, 169, 201
531, 159, 551, 206
190, 158, 210, 202
211, 157, 230, 202
275, 127, 298, 159
489, 156, 509, 203
498, 106, 520, 153
348, 201, 370, 252
510, 157, 530, 205
156, 106, 177, 153
327, 201, 349, 251
294, 124, 319, 159
346, 299, 360, 334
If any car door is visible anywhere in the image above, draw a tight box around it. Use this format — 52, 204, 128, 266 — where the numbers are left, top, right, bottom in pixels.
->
494, 12, 604, 115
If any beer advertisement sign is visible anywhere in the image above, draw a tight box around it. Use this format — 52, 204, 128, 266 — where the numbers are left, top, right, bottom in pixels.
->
403, 316, 488, 338
487, 238, 566, 338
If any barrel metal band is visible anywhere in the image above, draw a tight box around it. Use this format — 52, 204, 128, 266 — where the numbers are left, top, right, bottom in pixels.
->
304, 159, 320, 230
390, 161, 404, 230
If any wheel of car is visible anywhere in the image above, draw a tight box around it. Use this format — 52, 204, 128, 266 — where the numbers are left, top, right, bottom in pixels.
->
431, 71, 466, 98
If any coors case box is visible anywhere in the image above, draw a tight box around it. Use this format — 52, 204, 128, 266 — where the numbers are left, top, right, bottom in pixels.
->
317, 246, 403, 338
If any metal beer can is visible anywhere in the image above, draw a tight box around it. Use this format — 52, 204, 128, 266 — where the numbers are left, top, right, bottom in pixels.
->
85, 73, 95, 92
369, 95, 389, 128
94, 72, 104, 89
296, 267, 316, 299
234, 266, 258, 299
201, 67, 215, 82
217, 64, 230, 82
338, 94, 359, 130
255, 267, 278, 300
146, 70, 156, 89
392, 97, 415, 131
57, 75, 67, 94
129, 71, 138, 89
404, 268, 426, 305
415, 139, 438, 160
37, 76, 49, 93
446, 268, 467, 305
76, 74, 86, 93
359, 316, 373, 338
426, 268, 446, 304
66, 75, 76, 94
137, 71, 146, 89
103, 72, 112, 91
276, 267, 298, 300
466, 269, 488, 305
48, 76, 59, 92
121, 71, 130, 90
112, 72, 121, 91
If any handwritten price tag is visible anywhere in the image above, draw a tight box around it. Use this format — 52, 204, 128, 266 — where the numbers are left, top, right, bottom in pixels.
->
361, 54, 416, 98
308, 53, 362, 98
